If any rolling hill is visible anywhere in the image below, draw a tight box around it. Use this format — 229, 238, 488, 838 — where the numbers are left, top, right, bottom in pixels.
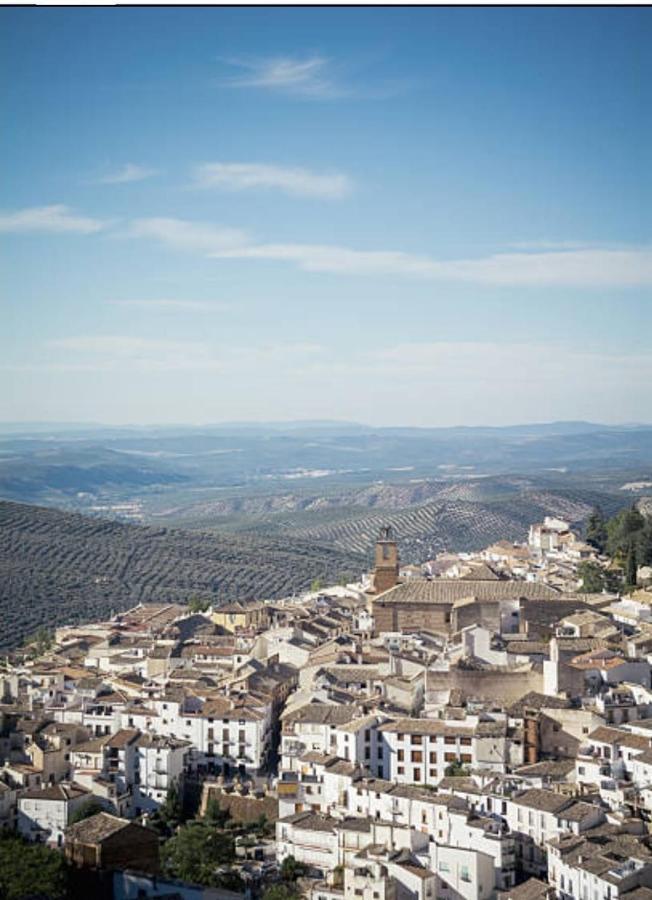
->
0, 500, 365, 651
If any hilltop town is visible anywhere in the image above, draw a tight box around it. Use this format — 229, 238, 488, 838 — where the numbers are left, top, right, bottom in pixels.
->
2, 512, 652, 900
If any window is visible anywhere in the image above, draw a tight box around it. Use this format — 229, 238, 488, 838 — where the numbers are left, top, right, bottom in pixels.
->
430, 769, 437, 778
398, 749, 404, 762
444, 736, 456, 746
460, 737, 472, 747
397, 733, 404, 741
461, 866, 471, 883
430, 752, 437, 763
414, 768, 422, 781
438, 862, 450, 873
397, 766, 404, 775
444, 753, 457, 762
461, 754, 472, 764
411, 751, 423, 763
411, 735, 423, 745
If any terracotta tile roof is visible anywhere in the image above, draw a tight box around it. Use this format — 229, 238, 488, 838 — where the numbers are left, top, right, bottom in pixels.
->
65, 811, 132, 843
376, 580, 558, 604
105, 728, 140, 749
512, 788, 572, 814
588, 726, 651, 751
20, 783, 89, 802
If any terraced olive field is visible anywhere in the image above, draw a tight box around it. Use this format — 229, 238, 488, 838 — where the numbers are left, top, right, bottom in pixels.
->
0, 500, 365, 650
159, 477, 627, 561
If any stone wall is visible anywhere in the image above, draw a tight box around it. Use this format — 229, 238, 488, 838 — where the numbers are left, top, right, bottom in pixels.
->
373, 601, 452, 635
426, 665, 543, 704
200, 783, 279, 823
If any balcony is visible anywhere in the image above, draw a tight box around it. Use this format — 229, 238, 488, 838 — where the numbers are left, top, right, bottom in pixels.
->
277, 782, 299, 798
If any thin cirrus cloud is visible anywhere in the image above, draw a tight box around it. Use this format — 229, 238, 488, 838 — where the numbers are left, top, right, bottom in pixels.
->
126, 217, 248, 254
219, 55, 344, 98
47, 335, 217, 372
212, 242, 652, 286
96, 163, 161, 184
0, 204, 108, 234
41, 335, 323, 374
125, 215, 652, 287
193, 162, 352, 199
109, 299, 229, 313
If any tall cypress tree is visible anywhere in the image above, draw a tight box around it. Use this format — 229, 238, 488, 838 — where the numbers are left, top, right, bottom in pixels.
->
626, 545, 638, 588
586, 507, 608, 553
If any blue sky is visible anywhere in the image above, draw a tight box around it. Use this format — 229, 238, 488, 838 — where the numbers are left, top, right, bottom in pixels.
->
1, 7, 651, 427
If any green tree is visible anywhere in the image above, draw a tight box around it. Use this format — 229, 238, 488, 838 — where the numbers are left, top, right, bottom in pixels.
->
0, 833, 68, 900
586, 507, 608, 553
607, 506, 647, 560
444, 760, 470, 777
203, 796, 230, 829
310, 578, 323, 593
149, 781, 184, 836
161, 821, 235, 886
281, 855, 305, 882
263, 885, 301, 900
626, 545, 639, 588
577, 561, 606, 594
188, 596, 211, 614
27, 625, 53, 655
69, 797, 105, 824
254, 812, 273, 838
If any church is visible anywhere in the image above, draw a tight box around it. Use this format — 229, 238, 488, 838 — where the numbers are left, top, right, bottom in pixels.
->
368, 526, 560, 636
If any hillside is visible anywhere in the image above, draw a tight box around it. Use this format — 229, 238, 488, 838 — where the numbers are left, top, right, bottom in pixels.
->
0, 501, 365, 651
160, 476, 626, 561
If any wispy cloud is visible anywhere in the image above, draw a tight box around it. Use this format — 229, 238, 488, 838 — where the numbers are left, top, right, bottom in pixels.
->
220, 55, 344, 98
0, 205, 108, 235
36, 335, 322, 374
126, 216, 652, 287
210, 241, 652, 287
96, 163, 161, 184
193, 162, 352, 199
109, 299, 229, 313
47, 335, 217, 372
126, 217, 248, 254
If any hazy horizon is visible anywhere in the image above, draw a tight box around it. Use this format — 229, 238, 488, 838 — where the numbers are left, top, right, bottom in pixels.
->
0, 417, 651, 433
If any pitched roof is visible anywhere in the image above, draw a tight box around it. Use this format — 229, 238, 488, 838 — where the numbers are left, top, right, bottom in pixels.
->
379, 718, 475, 738
65, 811, 133, 843
105, 728, 140, 749
20, 783, 89, 802
282, 703, 359, 726
500, 877, 553, 900
512, 789, 572, 814
588, 726, 651, 751
375, 580, 558, 605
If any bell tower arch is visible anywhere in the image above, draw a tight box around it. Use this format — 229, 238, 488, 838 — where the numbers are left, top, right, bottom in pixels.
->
373, 525, 399, 594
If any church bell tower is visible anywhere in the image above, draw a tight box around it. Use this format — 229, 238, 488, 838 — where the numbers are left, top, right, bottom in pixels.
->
373, 525, 399, 594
